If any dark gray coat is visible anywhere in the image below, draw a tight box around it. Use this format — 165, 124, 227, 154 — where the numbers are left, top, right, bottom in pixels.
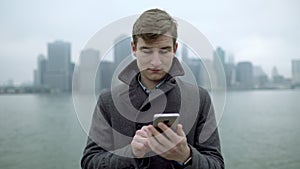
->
81, 58, 224, 169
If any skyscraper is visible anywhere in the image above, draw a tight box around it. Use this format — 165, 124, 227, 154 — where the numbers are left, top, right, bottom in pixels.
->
292, 59, 300, 86
114, 35, 132, 67
99, 61, 114, 92
225, 63, 236, 88
181, 44, 189, 62
236, 62, 254, 89
44, 40, 71, 92
34, 54, 47, 86
181, 45, 211, 89
224, 54, 236, 88
79, 49, 100, 94
214, 47, 225, 66
213, 47, 226, 89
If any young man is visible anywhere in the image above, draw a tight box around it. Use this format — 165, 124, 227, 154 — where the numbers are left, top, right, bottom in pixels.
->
81, 9, 224, 169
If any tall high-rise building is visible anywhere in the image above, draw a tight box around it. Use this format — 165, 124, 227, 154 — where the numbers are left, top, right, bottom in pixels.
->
214, 47, 225, 66
188, 58, 202, 85
79, 49, 100, 94
225, 63, 236, 88
108, 35, 132, 91
181, 44, 189, 62
236, 62, 254, 89
199, 59, 213, 90
44, 40, 71, 92
114, 35, 132, 67
181, 45, 211, 89
225, 54, 236, 88
34, 54, 47, 86
99, 61, 114, 92
69, 62, 75, 90
213, 47, 226, 88
292, 59, 300, 85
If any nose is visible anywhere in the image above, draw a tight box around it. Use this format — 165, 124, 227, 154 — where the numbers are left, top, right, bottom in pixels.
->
150, 52, 162, 67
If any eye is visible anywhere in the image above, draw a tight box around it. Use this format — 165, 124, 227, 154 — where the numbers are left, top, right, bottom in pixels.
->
159, 49, 169, 54
141, 49, 153, 54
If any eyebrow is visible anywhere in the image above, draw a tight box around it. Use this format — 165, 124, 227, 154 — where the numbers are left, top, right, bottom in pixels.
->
138, 46, 172, 50
139, 46, 151, 50
160, 46, 172, 50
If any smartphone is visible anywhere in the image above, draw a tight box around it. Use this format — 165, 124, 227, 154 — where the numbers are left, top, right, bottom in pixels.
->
153, 113, 180, 132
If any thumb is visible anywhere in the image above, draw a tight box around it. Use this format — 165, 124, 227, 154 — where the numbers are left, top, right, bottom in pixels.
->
177, 124, 185, 136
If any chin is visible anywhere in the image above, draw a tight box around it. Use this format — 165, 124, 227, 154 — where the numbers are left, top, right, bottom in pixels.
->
148, 74, 165, 81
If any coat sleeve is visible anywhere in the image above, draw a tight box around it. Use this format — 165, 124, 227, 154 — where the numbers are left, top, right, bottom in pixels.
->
80, 93, 148, 169
81, 138, 138, 169
185, 90, 225, 169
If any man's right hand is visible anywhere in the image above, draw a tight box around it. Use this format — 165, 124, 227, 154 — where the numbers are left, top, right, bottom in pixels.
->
131, 126, 151, 158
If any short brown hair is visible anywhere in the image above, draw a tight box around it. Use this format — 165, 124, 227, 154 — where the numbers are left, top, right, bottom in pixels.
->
132, 9, 178, 47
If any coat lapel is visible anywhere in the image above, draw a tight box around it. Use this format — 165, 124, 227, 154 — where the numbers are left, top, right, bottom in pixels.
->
115, 57, 185, 123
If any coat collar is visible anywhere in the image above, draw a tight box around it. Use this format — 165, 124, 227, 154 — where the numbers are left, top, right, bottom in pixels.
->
118, 57, 185, 85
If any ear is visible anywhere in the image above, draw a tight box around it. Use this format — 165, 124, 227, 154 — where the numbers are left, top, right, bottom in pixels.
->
131, 41, 137, 57
173, 42, 178, 53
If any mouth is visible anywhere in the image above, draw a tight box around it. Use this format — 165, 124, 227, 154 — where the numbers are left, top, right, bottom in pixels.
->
147, 68, 162, 73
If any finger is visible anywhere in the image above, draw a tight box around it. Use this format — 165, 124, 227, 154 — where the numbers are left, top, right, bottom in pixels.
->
147, 133, 178, 156
135, 136, 148, 144
132, 141, 146, 150
158, 122, 178, 141
147, 125, 160, 136
133, 136, 150, 150
147, 134, 165, 154
176, 124, 186, 137
148, 125, 173, 148
141, 126, 149, 132
136, 130, 148, 138
131, 141, 148, 158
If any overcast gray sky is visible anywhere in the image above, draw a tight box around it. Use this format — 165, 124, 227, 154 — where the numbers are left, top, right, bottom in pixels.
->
0, 0, 299, 85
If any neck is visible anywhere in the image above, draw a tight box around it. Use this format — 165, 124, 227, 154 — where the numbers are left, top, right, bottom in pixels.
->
140, 77, 160, 90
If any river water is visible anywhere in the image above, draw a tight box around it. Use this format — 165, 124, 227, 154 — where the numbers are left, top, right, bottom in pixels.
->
0, 90, 299, 169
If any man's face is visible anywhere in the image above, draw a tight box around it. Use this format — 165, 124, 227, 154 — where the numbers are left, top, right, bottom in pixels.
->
131, 33, 178, 86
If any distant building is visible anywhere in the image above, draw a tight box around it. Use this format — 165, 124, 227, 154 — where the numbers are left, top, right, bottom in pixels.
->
69, 62, 75, 90
44, 40, 72, 92
213, 47, 226, 89
224, 63, 236, 88
34, 54, 47, 86
34, 70, 38, 86
253, 66, 269, 88
236, 62, 254, 89
188, 58, 203, 85
199, 59, 213, 89
78, 49, 100, 94
292, 59, 300, 86
214, 47, 225, 66
270, 66, 291, 89
271, 66, 284, 83
99, 61, 114, 92
97, 35, 131, 90
181, 44, 189, 62
181, 45, 211, 89
114, 35, 132, 68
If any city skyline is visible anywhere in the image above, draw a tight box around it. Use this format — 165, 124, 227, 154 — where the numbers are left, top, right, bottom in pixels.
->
1, 0, 299, 84
0, 38, 298, 87
1, 38, 300, 95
